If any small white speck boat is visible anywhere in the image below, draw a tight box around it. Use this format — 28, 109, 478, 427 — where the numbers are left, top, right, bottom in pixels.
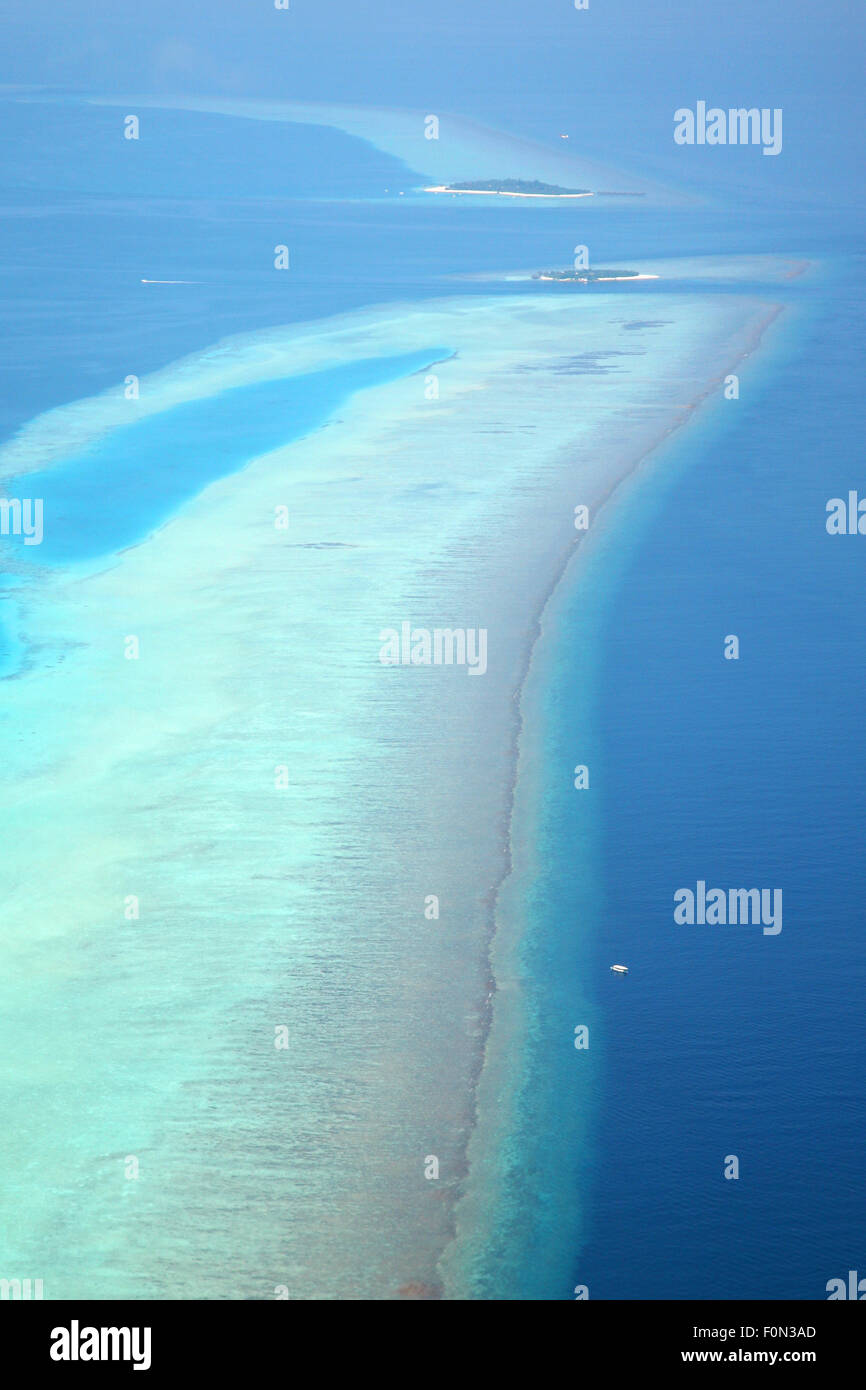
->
610, 964, 629, 974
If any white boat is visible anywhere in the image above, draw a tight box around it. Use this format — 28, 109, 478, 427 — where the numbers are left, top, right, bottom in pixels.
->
610, 964, 629, 974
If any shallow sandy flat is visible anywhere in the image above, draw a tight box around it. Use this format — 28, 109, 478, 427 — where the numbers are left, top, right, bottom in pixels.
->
0, 277, 787, 1297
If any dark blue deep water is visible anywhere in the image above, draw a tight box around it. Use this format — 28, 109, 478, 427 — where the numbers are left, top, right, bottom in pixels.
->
502, 273, 866, 1299
579, 276, 866, 1299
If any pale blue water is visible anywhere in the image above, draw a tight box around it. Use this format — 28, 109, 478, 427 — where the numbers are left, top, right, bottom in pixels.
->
1, 88, 864, 1299
3, 350, 450, 566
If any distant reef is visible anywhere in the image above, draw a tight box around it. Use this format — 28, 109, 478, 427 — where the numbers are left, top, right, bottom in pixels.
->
532, 267, 643, 282
428, 178, 592, 196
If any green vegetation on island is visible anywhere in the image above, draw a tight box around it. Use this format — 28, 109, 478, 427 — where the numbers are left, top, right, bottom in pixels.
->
444, 179, 590, 195
532, 268, 642, 282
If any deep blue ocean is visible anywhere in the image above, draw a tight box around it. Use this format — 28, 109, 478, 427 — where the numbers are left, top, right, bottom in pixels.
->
579, 273, 866, 1299
499, 272, 866, 1299
1, 96, 863, 1299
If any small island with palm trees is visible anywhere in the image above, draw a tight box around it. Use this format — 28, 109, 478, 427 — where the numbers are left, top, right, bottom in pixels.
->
424, 178, 592, 198
532, 267, 651, 282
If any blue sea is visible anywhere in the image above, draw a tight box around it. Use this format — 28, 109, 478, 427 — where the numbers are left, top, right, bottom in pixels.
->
473, 271, 866, 1299
1, 93, 864, 1299
5, 350, 450, 568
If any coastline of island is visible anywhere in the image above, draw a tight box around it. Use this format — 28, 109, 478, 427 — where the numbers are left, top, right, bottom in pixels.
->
423, 181, 650, 200
532, 268, 661, 282
423, 178, 594, 198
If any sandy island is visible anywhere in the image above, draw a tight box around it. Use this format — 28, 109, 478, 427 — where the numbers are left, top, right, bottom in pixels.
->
423, 184, 596, 198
